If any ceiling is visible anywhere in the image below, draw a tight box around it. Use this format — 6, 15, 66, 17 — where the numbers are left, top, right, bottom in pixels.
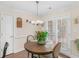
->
0, 1, 79, 17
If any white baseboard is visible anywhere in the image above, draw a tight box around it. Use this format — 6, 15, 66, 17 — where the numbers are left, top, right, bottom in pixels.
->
14, 48, 24, 53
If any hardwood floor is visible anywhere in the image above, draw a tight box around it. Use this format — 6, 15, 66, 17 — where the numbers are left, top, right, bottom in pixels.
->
6, 50, 30, 58
5, 50, 69, 58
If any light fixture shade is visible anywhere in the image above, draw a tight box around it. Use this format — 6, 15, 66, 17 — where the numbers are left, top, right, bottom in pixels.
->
31, 21, 35, 24
40, 21, 44, 24
36, 20, 44, 24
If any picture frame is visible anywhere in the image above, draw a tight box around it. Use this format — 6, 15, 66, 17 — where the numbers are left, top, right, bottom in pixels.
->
16, 17, 22, 28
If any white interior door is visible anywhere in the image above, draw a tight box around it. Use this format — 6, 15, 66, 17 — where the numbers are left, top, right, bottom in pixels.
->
1, 15, 14, 55
0, 16, 6, 57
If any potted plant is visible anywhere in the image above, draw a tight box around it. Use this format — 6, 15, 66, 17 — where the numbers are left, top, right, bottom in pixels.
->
36, 31, 48, 45
75, 39, 79, 50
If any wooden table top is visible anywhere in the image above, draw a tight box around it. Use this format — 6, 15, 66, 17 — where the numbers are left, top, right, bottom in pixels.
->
24, 41, 57, 55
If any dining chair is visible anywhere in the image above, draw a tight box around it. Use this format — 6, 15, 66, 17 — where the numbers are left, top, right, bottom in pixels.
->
2, 42, 9, 58
26, 35, 36, 58
40, 42, 61, 58
52, 42, 61, 58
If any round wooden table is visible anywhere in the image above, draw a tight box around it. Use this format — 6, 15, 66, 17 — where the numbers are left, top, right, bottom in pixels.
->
24, 42, 55, 58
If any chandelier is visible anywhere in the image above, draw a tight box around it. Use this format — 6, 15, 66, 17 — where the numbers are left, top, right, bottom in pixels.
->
26, 1, 44, 25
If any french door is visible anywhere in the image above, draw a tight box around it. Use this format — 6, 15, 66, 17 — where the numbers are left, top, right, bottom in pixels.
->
46, 17, 72, 50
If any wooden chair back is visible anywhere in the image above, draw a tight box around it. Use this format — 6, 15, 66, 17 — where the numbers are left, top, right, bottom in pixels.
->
2, 42, 9, 58
26, 35, 35, 42
53, 42, 61, 58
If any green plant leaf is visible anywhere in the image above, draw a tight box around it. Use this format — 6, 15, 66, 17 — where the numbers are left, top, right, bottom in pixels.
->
36, 31, 48, 43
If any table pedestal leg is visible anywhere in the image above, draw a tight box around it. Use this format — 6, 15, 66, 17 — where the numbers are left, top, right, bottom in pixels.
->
38, 55, 40, 58
27, 52, 29, 57
31, 53, 34, 58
